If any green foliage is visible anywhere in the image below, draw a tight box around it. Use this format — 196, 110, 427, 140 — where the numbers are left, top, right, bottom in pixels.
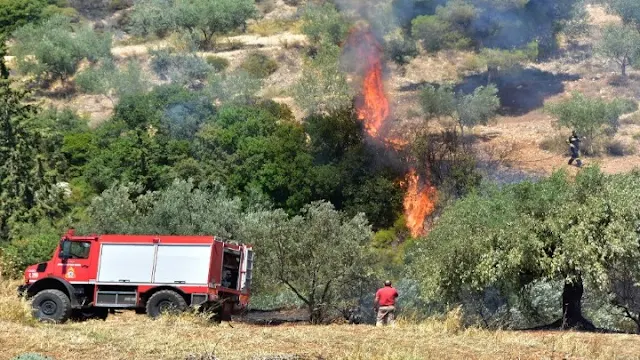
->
149, 49, 213, 87
301, 3, 349, 46
75, 60, 149, 100
194, 102, 314, 211
419, 83, 500, 135
205, 55, 230, 72
385, 33, 419, 66
0, 220, 60, 278
545, 92, 635, 153
244, 201, 375, 323
0, 80, 67, 241
11, 15, 112, 81
0, 0, 48, 36
406, 0, 583, 57
608, 0, 640, 29
129, 0, 257, 49
412, 15, 469, 52
597, 23, 640, 77
239, 52, 278, 79
293, 44, 354, 115
208, 69, 262, 105
407, 166, 640, 329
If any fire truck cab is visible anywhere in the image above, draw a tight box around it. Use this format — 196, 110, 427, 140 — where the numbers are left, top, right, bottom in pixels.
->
17, 229, 254, 323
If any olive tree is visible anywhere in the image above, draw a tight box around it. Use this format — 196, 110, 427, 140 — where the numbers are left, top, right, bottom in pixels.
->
419, 83, 500, 137
407, 166, 640, 331
11, 15, 112, 82
129, 0, 257, 49
597, 23, 640, 77
545, 92, 633, 154
243, 201, 375, 324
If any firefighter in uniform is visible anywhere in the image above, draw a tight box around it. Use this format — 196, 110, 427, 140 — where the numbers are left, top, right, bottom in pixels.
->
567, 130, 583, 168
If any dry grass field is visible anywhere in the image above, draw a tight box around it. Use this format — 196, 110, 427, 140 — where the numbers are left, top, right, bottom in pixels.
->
2, 280, 640, 360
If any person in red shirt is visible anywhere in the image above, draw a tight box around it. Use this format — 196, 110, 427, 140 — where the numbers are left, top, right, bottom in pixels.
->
374, 280, 399, 327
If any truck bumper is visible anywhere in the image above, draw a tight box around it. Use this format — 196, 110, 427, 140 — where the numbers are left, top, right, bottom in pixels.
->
17, 284, 29, 298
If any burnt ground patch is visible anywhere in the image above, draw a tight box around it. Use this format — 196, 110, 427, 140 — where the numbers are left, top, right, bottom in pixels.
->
456, 68, 581, 116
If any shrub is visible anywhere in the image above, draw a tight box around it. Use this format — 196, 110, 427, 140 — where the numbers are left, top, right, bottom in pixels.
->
205, 55, 229, 72
539, 134, 568, 154
385, 35, 418, 66
606, 139, 636, 156
11, 15, 112, 82
150, 50, 213, 86
0, 221, 60, 279
240, 52, 278, 78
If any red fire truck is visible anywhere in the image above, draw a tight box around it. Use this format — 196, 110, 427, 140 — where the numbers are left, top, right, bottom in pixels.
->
17, 229, 254, 323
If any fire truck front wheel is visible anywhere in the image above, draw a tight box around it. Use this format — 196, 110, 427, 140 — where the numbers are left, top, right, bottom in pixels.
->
146, 290, 187, 318
31, 289, 72, 324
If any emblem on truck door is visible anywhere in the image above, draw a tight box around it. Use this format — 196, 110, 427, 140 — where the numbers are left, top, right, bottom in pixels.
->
65, 267, 75, 279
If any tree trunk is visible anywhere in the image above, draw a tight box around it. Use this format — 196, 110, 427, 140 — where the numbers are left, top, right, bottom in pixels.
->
560, 277, 595, 331
622, 61, 627, 78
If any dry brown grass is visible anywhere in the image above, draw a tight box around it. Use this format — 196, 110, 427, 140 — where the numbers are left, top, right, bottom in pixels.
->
3, 281, 640, 359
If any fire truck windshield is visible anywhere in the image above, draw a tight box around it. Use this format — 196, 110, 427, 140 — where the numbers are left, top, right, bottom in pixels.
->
61, 240, 91, 259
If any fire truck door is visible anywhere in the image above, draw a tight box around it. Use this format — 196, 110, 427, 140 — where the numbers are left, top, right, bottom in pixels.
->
56, 240, 93, 282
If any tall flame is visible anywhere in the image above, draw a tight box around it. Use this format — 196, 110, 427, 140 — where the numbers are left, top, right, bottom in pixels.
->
403, 169, 437, 237
348, 26, 389, 138
346, 25, 435, 238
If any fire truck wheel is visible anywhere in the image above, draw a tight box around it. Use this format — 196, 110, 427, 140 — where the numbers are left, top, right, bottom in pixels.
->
31, 289, 72, 324
146, 290, 187, 318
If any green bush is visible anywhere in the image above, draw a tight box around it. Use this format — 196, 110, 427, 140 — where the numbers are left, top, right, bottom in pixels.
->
239, 52, 278, 78
205, 55, 230, 72
385, 35, 418, 66
0, 221, 60, 279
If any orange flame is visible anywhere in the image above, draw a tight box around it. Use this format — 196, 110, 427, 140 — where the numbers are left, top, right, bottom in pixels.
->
347, 26, 389, 138
403, 169, 437, 237
346, 25, 435, 237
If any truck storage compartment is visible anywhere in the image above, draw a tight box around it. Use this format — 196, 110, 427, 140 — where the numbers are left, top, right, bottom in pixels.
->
153, 244, 211, 285
221, 248, 241, 289
97, 244, 155, 283
95, 290, 138, 307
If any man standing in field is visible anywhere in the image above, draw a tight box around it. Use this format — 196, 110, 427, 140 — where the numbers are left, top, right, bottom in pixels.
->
374, 280, 398, 327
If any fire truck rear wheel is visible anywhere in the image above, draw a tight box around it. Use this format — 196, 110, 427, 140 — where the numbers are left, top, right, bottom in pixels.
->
31, 289, 72, 324
146, 290, 187, 318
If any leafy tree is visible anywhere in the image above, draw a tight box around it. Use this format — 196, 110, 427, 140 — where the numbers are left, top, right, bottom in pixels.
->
545, 92, 633, 154
208, 69, 262, 105
293, 44, 354, 115
129, 0, 257, 49
419, 83, 500, 137
0, 80, 67, 241
75, 60, 150, 102
245, 201, 375, 323
0, 220, 60, 277
301, 3, 350, 47
411, 14, 470, 52
597, 23, 640, 77
407, 0, 583, 61
194, 103, 315, 212
0, 0, 48, 36
11, 15, 112, 82
149, 49, 213, 88
407, 166, 640, 331
608, 0, 640, 31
